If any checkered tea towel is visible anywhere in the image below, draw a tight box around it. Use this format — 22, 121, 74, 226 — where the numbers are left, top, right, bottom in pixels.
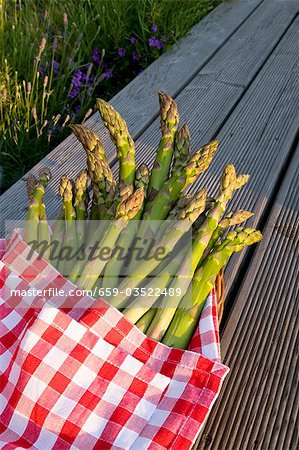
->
0, 230, 229, 449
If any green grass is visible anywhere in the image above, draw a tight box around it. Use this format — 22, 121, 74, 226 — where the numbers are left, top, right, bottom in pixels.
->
0, 0, 222, 192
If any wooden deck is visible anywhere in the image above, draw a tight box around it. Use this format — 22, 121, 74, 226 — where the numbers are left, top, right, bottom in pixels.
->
1, 0, 298, 448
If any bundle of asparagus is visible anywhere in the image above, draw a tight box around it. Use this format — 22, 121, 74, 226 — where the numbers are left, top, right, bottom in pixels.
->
24, 92, 262, 349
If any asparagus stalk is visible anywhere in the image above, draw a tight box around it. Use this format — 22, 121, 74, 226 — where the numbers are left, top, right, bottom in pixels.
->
171, 123, 190, 175
143, 140, 219, 221
60, 176, 77, 277
101, 164, 150, 289
168, 193, 193, 220
191, 164, 238, 272
145, 252, 193, 341
51, 176, 70, 269
74, 170, 88, 219
70, 124, 116, 219
147, 169, 249, 334
162, 228, 262, 348
109, 189, 207, 309
74, 170, 88, 243
26, 174, 37, 200
74, 188, 144, 289
123, 246, 188, 325
202, 209, 254, 258
69, 124, 108, 163
147, 205, 253, 341
97, 99, 136, 186
135, 309, 157, 333
37, 202, 51, 260
134, 163, 150, 219
91, 158, 116, 219
25, 168, 52, 244
147, 92, 179, 200
124, 140, 219, 277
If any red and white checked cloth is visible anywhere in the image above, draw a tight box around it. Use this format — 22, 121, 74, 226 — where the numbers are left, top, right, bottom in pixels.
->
0, 230, 229, 449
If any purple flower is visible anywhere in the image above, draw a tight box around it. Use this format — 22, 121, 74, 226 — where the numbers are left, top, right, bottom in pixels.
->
39, 65, 45, 75
130, 36, 137, 45
53, 60, 60, 76
118, 48, 126, 57
74, 104, 81, 114
103, 69, 113, 79
92, 48, 101, 64
148, 36, 164, 49
132, 51, 138, 61
68, 85, 80, 98
151, 24, 158, 33
71, 69, 84, 87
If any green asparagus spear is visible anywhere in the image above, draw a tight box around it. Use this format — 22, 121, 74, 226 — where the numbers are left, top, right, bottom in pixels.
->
96, 99, 136, 186
135, 309, 157, 333
101, 164, 150, 290
74, 188, 144, 289
195, 173, 250, 262
123, 247, 188, 325
50, 178, 68, 269
168, 194, 193, 220
146, 262, 191, 342
143, 140, 219, 221
134, 163, 150, 218
162, 228, 262, 348
202, 209, 254, 259
191, 164, 238, 272
25, 168, 52, 244
59, 176, 77, 277
69, 124, 108, 163
37, 202, 51, 260
74, 170, 88, 220
26, 174, 37, 200
147, 92, 179, 200
91, 158, 116, 219
109, 189, 207, 309
70, 124, 116, 219
147, 167, 248, 333
171, 123, 190, 176
148, 204, 253, 341
74, 170, 88, 243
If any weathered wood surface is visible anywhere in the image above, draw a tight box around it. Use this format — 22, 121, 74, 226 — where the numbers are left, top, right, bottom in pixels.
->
0, 0, 262, 232
128, 4, 299, 298
1, 0, 298, 448
196, 142, 299, 450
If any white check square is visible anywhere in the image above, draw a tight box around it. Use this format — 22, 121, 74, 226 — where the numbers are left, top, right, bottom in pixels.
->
64, 320, 86, 341
72, 364, 97, 388
19, 329, 40, 353
166, 379, 186, 398
22, 376, 48, 402
92, 338, 113, 360
119, 355, 143, 377
51, 395, 77, 419
101, 382, 126, 406
43, 346, 68, 370
82, 412, 108, 438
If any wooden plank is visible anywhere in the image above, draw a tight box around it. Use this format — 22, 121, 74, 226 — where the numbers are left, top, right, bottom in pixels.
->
127, 16, 299, 296
200, 0, 299, 87
130, 0, 299, 171
195, 142, 299, 449
0, 0, 262, 234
